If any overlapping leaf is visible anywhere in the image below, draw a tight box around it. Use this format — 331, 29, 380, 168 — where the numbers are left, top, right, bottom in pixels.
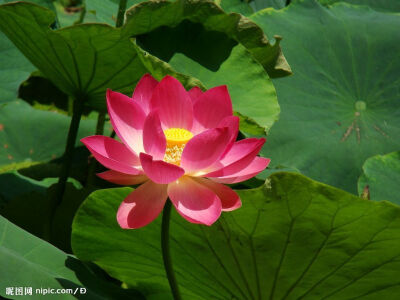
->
0, 0, 286, 132
124, 0, 283, 131
0, 215, 144, 300
85, 0, 147, 24
123, 0, 291, 78
0, 27, 33, 103
0, 2, 150, 110
72, 172, 400, 299
318, 0, 400, 12
0, 171, 52, 208
251, 0, 400, 192
358, 151, 400, 204
0, 100, 96, 171
220, 0, 290, 15
218, 0, 286, 15
0, 0, 68, 105
216, 0, 255, 15
170, 46, 279, 131
251, 0, 286, 11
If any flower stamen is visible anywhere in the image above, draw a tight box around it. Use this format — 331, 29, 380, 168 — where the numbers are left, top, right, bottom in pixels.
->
163, 128, 193, 165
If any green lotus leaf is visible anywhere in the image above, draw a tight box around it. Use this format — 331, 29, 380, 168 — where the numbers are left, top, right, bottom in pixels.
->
1, 0, 54, 10
72, 172, 400, 299
251, 0, 286, 10
215, 0, 255, 15
358, 151, 400, 204
0, 1, 266, 112
0, 171, 52, 208
0, 170, 81, 207
0, 100, 96, 171
250, 0, 400, 193
122, 0, 291, 78
0, 0, 69, 105
169, 46, 279, 131
318, 0, 400, 12
0, 1, 150, 111
85, 0, 147, 25
124, 0, 282, 131
0, 26, 33, 103
0, 179, 79, 247
217, 0, 287, 15
0, 215, 144, 300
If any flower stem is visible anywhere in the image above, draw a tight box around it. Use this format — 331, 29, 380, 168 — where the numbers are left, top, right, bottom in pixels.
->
161, 200, 182, 300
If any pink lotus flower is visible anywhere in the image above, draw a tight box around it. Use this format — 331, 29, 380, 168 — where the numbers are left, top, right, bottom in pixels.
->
81, 75, 270, 229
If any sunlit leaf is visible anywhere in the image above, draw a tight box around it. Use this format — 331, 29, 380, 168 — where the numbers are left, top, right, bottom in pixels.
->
358, 151, 400, 204
216, 0, 255, 15
216, 0, 287, 15
72, 172, 400, 299
123, 0, 291, 78
124, 0, 284, 131
0, 100, 96, 171
169, 46, 279, 131
250, 0, 286, 10
318, 0, 400, 12
85, 0, 146, 24
251, 0, 400, 192
0, 2, 149, 110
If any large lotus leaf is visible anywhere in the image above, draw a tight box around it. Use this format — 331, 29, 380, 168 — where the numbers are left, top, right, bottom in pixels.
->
250, 0, 286, 10
217, 0, 287, 16
250, 0, 400, 193
0, 2, 150, 111
318, 0, 400, 12
217, 0, 287, 15
0, 171, 51, 209
1, 0, 54, 10
15, 146, 98, 185
0, 100, 96, 171
0, 171, 79, 206
85, 0, 147, 25
5, 0, 88, 28
169, 46, 279, 131
358, 151, 400, 204
124, 1, 281, 131
0, 29, 33, 103
122, 0, 291, 78
0, 0, 69, 105
0, 215, 144, 300
215, 0, 254, 15
72, 172, 400, 299
0, 171, 82, 253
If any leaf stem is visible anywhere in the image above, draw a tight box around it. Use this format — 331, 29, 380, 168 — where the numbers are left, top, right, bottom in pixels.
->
55, 98, 84, 207
44, 98, 84, 241
116, 0, 128, 28
67, 96, 74, 116
161, 200, 182, 300
74, 4, 86, 25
